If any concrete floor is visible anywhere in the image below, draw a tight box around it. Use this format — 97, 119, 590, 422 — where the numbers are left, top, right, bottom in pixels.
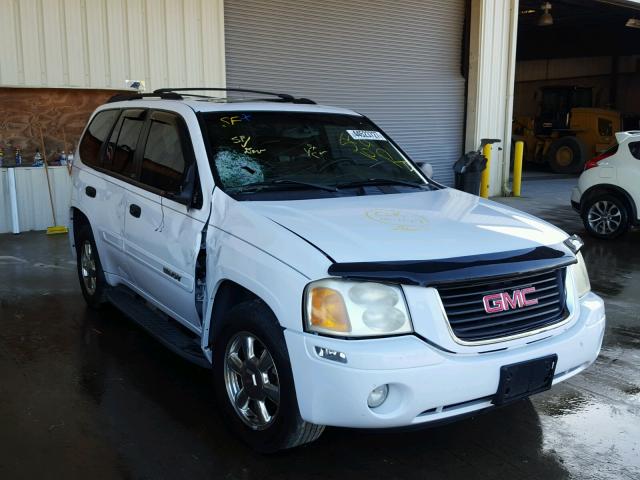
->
1, 178, 639, 480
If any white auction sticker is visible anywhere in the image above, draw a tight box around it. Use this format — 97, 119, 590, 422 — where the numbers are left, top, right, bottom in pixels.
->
346, 130, 387, 141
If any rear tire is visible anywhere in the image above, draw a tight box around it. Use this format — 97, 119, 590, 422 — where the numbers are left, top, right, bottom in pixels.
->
75, 223, 109, 309
212, 299, 324, 452
546, 136, 588, 174
581, 194, 630, 239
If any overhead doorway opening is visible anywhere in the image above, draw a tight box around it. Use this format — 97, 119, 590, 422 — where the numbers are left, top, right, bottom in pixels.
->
513, 0, 640, 175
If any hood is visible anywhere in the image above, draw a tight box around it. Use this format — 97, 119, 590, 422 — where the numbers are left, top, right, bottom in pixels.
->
242, 188, 568, 263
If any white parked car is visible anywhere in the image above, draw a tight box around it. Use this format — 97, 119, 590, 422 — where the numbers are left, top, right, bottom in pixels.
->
572, 130, 640, 239
70, 88, 605, 452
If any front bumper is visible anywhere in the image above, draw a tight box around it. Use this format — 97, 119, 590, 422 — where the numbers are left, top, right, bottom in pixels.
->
571, 187, 582, 212
285, 292, 605, 428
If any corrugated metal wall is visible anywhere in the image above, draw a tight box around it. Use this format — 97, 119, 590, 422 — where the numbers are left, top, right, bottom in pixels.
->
0, 167, 71, 233
0, 0, 226, 91
224, 0, 466, 185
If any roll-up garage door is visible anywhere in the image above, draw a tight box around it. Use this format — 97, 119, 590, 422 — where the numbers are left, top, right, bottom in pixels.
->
224, 0, 466, 185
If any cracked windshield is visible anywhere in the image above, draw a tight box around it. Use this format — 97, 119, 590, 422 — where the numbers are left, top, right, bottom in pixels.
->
203, 112, 428, 194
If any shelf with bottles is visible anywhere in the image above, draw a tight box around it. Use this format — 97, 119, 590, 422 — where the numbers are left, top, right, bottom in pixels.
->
0, 143, 73, 168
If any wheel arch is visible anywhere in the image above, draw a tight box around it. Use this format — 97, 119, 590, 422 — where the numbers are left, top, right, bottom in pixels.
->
208, 280, 259, 348
205, 278, 289, 353
581, 184, 638, 223
70, 206, 92, 255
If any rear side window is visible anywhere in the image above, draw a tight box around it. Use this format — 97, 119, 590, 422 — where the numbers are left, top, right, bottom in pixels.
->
140, 112, 188, 193
79, 110, 120, 168
629, 141, 640, 160
104, 109, 146, 178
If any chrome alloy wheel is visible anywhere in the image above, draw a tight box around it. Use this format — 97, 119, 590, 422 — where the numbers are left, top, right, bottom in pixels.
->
588, 200, 622, 235
224, 332, 280, 430
80, 240, 97, 295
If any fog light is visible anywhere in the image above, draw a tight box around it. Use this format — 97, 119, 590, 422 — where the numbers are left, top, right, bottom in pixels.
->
367, 384, 389, 408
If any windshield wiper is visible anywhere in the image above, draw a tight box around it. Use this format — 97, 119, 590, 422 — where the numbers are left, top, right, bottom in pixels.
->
335, 178, 428, 190
230, 179, 338, 193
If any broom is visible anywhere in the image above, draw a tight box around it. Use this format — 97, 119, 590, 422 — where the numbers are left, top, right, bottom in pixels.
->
39, 127, 68, 235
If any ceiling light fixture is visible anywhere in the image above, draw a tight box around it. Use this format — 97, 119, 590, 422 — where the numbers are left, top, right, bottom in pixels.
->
538, 2, 554, 27
626, 18, 640, 29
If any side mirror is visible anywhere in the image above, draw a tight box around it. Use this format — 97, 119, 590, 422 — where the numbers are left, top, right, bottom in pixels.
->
416, 162, 434, 178
165, 163, 196, 207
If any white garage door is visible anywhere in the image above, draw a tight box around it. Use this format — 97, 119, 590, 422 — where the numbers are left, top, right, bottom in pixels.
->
224, 0, 466, 185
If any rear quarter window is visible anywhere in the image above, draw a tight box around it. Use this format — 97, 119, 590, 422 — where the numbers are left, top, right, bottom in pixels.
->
79, 109, 120, 169
629, 141, 640, 160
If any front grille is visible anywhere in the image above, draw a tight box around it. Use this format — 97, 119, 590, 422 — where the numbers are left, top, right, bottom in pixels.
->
436, 268, 568, 343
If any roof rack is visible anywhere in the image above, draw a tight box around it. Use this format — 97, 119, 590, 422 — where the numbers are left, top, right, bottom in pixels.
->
106, 92, 182, 103
107, 88, 316, 104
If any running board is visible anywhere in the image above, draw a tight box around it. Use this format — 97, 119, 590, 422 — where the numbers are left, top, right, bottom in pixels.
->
106, 286, 210, 368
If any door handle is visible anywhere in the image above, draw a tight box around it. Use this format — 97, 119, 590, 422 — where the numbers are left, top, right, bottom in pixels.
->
129, 204, 142, 218
85, 186, 96, 198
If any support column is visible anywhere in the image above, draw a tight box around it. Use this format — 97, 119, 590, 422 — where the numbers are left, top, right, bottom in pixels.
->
8, 168, 20, 234
465, 0, 519, 196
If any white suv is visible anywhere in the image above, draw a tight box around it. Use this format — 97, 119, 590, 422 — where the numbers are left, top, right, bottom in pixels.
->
572, 131, 640, 239
70, 88, 605, 452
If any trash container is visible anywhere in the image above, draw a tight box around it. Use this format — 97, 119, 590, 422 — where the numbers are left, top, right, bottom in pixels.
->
453, 151, 487, 195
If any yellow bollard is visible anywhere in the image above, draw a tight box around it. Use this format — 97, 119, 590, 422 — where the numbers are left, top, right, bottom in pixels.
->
480, 143, 492, 198
513, 140, 524, 197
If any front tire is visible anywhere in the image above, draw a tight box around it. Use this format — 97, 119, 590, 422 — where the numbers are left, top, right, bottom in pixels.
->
75, 223, 108, 308
582, 194, 630, 239
212, 300, 324, 452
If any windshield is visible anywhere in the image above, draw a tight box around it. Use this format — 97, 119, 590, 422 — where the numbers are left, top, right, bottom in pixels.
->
202, 111, 428, 197
541, 88, 592, 115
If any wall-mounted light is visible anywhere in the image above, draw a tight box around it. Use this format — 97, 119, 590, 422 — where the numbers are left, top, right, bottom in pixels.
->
538, 2, 554, 27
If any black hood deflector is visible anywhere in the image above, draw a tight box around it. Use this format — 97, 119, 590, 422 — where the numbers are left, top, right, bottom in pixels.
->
327, 244, 577, 287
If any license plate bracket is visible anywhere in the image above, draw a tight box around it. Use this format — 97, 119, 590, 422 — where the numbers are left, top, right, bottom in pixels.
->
493, 354, 558, 405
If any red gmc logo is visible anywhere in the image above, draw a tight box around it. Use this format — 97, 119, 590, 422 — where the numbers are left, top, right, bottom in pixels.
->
482, 287, 538, 314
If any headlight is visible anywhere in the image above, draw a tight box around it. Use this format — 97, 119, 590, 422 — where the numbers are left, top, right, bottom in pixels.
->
572, 251, 591, 298
304, 279, 413, 337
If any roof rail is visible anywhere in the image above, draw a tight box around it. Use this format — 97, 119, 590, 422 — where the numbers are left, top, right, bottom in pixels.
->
155, 87, 316, 104
107, 87, 316, 105
106, 91, 183, 103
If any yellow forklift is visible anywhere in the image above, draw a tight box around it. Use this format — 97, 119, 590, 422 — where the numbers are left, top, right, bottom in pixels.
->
512, 85, 620, 173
